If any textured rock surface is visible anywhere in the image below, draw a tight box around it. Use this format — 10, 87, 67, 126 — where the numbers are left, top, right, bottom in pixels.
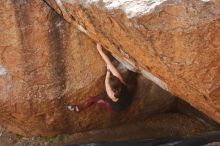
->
0, 0, 175, 136
44, 0, 220, 122
0, 113, 217, 146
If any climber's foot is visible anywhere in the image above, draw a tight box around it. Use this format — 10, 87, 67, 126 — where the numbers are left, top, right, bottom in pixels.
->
67, 105, 80, 112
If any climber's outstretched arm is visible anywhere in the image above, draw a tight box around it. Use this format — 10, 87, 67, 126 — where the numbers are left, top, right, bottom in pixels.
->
97, 44, 126, 85
105, 71, 118, 102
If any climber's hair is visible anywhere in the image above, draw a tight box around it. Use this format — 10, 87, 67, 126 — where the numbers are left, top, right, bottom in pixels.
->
109, 75, 123, 98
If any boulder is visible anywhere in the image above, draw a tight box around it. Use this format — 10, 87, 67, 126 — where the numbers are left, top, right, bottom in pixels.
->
0, 0, 175, 136
44, 0, 220, 123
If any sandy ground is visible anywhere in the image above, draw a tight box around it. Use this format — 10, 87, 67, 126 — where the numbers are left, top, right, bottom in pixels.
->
0, 112, 218, 146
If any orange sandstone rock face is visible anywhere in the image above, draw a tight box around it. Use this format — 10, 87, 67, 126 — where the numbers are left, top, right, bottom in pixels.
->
0, 0, 175, 136
0, 0, 105, 135
45, 0, 220, 122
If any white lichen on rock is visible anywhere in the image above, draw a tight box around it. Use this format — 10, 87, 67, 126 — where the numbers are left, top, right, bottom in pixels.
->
0, 65, 7, 76
77, 25, 88, 33
63, 0, 168, 18
55, 0, 63, 5
102, 0, 168, 18
141, 68, 169, 91
62, 0, 213, 18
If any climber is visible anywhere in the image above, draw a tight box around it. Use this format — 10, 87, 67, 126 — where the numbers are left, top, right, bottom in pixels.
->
66, 43, 137, 112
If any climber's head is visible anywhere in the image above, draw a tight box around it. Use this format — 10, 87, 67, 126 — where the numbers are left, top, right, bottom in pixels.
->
109, 75, 123, 98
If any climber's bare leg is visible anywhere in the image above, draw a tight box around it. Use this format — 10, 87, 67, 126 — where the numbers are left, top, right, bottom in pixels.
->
55, 0, 72, 23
